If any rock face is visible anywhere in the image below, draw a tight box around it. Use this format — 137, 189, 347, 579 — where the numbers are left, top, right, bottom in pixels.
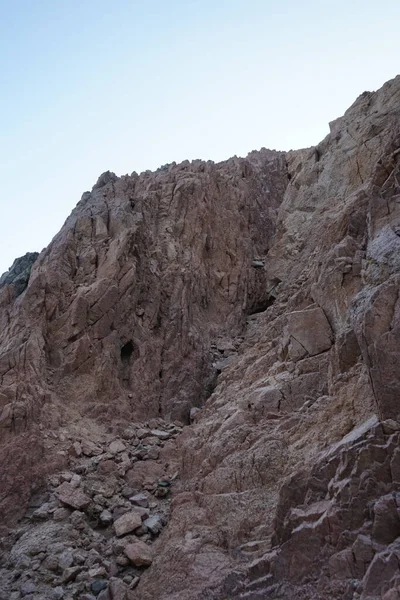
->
0, 75, 400, 599
0, 251, 39, 297
0, 148, 287, 524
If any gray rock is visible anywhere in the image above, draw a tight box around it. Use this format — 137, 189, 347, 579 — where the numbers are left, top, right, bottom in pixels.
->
31, 503, 51, 521
108, 440, 126, 454
129, 493, 149, 508
0, 252, 39, 297
143, 514, 163, 535
90, 579, 108, 595
61, 566, 82, 583
53, 508, 70, 522
20, 581, 36, 597
99, 510, 113, 526
50, 588, 65, 600
58, 550, 74, 570
70, 510, 87, 530
150, 429, 170, 440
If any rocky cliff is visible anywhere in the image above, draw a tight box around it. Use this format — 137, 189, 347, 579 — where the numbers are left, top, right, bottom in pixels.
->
0, 76, 400, 600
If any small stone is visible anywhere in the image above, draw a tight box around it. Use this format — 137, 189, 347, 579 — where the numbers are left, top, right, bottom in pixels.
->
98, 460, 115, 475
58, 550, 74, 570
73, 550, 87, 564
70, 510, 87, 530
43, 555, 59, 571
382, 419, 400, 434
91, 579, 108, 595
136, 429, 148, 439
189, 407, 201, 422
60, 471, 73, 482
51, 587, 65, 600
61, 565, 82, 583
150, 429, 170, 440
20, 581, 36, 596
124, 540, 154, 566
109, 578, 131, 599
114, 511, 142, 537
53, 507, 70, 522
93, 494, 107, 506
32, 504, 50, 520
69, 441, 82, 457
134, 524, 148, 536
116, 555, 130, 566
146, 446, 159, 460
129, 493, 149, 508
133, 506, 150, 521
143, 514, 163, 535
154, 486, 169, 498
49, 474, 61, 487
81, 440, 103, 456
89, 565, 107, 578
130, 576, 140, 589
109, 440, 126, 453
70, 473, 82, 487
85, 548, 102, 567
56, 482, 91, 510
157, 479, 170, 487
99, 509, 113, 526
122, 428, 136, 440
121, 486, 135, 498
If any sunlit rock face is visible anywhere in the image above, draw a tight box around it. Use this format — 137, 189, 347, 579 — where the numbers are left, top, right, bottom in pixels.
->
1, 76, 400, 600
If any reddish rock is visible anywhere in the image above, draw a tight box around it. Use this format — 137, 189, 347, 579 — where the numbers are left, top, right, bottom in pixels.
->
124, 541, 154, 566
114, 511, 142, 537
0, 75, 400, 600
55, 482, 91, 510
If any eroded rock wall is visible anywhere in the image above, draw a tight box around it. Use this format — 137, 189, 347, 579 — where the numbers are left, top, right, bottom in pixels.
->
134, 76, 400, 599
0, 149, 288, 524
0, 76, 400, 600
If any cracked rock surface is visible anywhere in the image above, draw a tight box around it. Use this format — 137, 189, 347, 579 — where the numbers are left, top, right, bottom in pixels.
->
1, 76, 400, 598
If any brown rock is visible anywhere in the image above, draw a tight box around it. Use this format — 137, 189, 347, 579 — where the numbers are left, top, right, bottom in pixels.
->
81, 440, 103, 457
55, 482, 91, 510
286, 307, 333, 357
114, 511, 142, 537
1, 74, 400, 600
124, 541, 154, 566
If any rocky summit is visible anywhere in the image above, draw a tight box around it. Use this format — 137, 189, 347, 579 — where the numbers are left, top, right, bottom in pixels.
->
0, 75, 400, 599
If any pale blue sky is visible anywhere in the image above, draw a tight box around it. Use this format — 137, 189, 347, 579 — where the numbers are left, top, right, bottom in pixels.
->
1, 0, 399, 275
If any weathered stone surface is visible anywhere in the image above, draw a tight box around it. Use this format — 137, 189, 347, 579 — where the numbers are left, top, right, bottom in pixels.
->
109, 440, 126, 454
0, 75, 400, 600
129, 493, 149, 508
143, 514, 163, 535
286, 307, 333, 356
124, 541, 153, 566
114, 512, 142, 537
0, 252, 39, 297
55, 483, 91, 510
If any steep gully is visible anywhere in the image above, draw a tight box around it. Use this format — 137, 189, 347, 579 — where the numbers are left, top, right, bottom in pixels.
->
0, 76, 400, 599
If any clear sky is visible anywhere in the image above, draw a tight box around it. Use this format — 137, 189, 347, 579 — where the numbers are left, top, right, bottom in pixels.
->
1, 0, 399, 275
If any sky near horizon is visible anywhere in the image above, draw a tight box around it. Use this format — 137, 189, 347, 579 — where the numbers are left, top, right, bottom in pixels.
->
1, 0, 399, 275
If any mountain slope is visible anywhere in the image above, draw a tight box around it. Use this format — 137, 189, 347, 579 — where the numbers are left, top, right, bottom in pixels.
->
0, 76, 400, 600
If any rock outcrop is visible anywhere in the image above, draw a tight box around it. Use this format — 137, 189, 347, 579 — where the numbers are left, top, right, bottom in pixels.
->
1, 75, 400, 599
